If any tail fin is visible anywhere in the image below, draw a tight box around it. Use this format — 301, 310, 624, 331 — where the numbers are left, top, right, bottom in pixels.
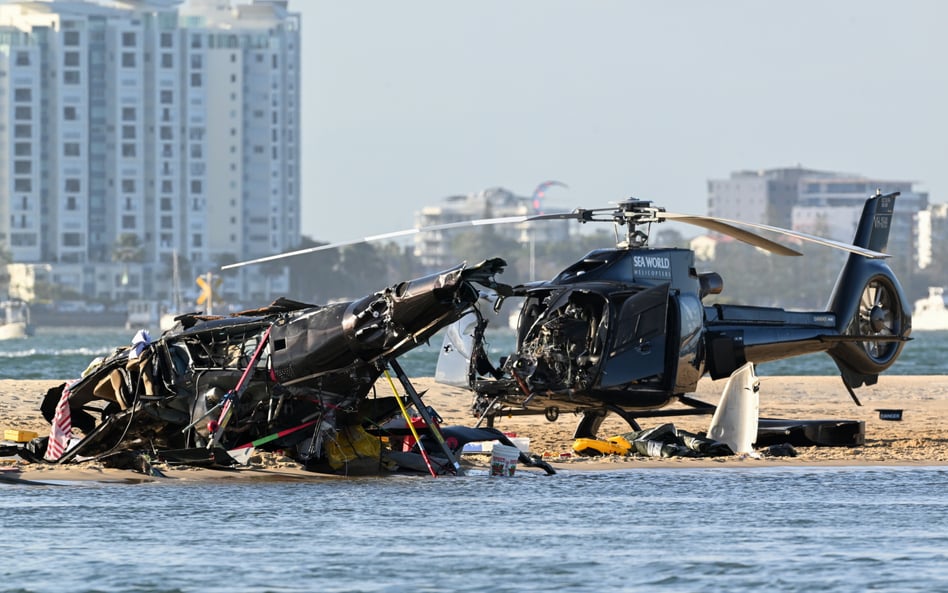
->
851, 190, 898, 251
826, 191, 911, 388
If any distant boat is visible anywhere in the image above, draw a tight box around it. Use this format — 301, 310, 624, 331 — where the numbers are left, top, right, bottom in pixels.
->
126, 299, 161, 331
0, 299, 33, 340
912, 287, 948, 331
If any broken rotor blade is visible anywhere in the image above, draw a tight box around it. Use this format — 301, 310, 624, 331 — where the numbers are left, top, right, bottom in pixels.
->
663, 212, 890, 259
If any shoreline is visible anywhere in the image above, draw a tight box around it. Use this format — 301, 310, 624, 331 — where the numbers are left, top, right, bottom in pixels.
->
2, 375, 947, 482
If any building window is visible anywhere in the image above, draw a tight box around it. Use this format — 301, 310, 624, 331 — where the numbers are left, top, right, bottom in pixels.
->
122, 143, 136, 157
63, 106, 77, 120
122, 107, 136, 121
14, 124, 31, 138
160, 197, 172, 211
190, 54, 202, 69
161, 216, 173, 229
64, 51, 80, 67
14, 106, 31, 120
14, 143, 30, 156
15, 52, 30, 66
14, 179, 31, 192
190, 180, 202, 194
161, 53, 173, 68
14, 161, 31, 174
190, 72, 202, 87
122, 179, 136, 193
14, 88, 31, 102
65, 179, 81, 192
190, 34, 202, 49
122, 215, 136, 230
64, 31, 80, 46
160, 90, 173, 104
64, 70, 80, 84
122, 32, 136, 47
122, 52, 136, 68
160, 126, 173, 140
192, 234, 202, 247
122, 125, 136, 139
190, 144, 202, 158
63, 143, 81, 157
66, 196, 77, 210
62, 233, 82, 247
160, 32, 173, 48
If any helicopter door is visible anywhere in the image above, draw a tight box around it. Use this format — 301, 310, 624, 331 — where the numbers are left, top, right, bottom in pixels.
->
598, 283, 670, 389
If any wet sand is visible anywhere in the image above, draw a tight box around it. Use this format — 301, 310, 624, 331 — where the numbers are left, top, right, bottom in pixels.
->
2, 375, 947, 482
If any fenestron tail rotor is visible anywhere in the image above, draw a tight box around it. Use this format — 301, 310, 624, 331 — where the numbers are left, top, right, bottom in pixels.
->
857, 277, 903, 361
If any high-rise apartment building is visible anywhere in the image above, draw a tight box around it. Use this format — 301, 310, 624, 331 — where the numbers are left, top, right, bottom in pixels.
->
0, 0, 300, 303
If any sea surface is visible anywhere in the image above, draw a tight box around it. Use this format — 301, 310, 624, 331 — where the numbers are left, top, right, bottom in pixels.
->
2, 329, 947, 593
0, 326, 945, 381
1, 467, 947, 592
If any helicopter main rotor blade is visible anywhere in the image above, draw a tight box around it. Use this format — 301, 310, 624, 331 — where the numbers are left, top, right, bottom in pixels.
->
663, 212, 890, 259
661, 213, 802, 256
221, 214, 542, 270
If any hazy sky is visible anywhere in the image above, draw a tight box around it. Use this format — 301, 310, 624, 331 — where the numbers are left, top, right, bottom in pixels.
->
297, 1, 947, 244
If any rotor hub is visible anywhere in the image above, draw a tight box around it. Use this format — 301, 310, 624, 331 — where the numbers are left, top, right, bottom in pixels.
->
868, 305, 888, 333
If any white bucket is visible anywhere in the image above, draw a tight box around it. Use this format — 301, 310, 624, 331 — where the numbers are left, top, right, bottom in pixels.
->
490, 444, 520, 477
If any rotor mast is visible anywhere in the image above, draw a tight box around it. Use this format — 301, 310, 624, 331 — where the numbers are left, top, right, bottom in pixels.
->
611, 198, 664, 250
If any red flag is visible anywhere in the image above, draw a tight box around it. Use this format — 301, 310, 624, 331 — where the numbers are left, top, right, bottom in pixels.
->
44, 387, 73, 461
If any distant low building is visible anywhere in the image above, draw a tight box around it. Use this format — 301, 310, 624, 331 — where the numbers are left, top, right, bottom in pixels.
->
792, 177, 927, 270
413, 187, 571, 270
707, 167, 928, 271
707, 166, 838, 228
917, 203, 948, 270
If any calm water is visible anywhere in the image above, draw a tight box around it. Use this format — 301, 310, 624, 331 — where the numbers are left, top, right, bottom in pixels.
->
0, 326, 945, 381
2, 330, 947, 592
1, 467, 947, 593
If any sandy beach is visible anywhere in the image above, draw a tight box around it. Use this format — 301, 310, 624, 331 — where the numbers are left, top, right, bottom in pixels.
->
2, 374, 947, 482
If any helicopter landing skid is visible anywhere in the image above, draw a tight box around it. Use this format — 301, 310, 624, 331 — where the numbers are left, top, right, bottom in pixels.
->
475, 394, 718, 440
572, 396, 717, 440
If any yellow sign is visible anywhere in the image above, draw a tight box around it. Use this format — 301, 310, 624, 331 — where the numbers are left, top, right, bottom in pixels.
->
196, 276, 211, 305
196, 274, 221, 306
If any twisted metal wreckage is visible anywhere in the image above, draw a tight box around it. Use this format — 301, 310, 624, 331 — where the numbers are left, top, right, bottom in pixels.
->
27, 258, 554, 476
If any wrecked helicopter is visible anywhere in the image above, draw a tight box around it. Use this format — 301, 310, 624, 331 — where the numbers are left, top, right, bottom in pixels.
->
29, 257, 550, 476
25, 190, 910, 473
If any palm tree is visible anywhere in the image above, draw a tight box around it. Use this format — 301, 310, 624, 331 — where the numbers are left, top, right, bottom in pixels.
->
111, 234, 145, 298
111, 233, 145, 263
